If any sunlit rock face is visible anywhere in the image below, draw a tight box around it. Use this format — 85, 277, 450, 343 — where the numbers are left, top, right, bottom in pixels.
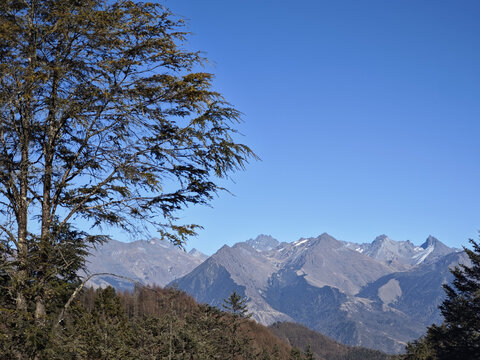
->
84, 238, 207, 290
343, 234, 456, 269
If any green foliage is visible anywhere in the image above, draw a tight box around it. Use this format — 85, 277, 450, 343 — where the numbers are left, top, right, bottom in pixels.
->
289, 347, 305, 360
0, 0, 253, 247
401, 238, 480, 359
1, 285, 294, 359
398, 336, 436, 360
304, 344, 315, 360
0, 0, 254, 357
221, 291, 255, 359
223, 290, 251, 318
0, 221, 97, 358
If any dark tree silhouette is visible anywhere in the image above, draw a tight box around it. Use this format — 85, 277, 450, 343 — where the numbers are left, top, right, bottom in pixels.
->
400, 239, 480, 359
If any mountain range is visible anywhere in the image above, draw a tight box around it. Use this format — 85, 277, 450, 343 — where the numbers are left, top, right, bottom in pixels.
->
85, 233, 467, 354
84, 238, 207, 289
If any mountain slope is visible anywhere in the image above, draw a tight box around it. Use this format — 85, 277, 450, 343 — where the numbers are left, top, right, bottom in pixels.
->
272, 234, 396, 295
85, 238, 207, 289
171, 242, 293, 325
357, 250, 468, 326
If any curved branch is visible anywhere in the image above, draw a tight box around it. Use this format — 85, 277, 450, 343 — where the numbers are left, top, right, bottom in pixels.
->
54, 272, 155, 332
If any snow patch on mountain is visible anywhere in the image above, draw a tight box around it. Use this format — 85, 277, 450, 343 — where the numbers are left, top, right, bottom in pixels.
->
294, 239, 308, 247
413, 245, 434, 264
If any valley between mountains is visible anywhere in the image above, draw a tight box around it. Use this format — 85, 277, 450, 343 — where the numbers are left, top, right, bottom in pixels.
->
86, 233, 467, 354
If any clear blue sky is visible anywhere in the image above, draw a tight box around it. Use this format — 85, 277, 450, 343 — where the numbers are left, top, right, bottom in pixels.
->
140, 0, 480, 254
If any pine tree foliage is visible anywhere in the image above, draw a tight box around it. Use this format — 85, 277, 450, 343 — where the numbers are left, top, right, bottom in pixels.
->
221, 291, 254, 359
223, 290, 251, 318
303, 344, 315, 360
289, 347, 304, 360
426, 239, 480, 359
400, 239, 480, 359
396, 336, 436, 360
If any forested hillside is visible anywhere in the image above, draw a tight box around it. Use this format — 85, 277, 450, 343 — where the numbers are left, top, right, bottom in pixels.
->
269, 322, 389, 360
0, 283, 396, 359
2, 285, 296, 359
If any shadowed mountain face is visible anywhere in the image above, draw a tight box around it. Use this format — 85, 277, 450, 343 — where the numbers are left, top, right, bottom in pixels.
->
85, 238, 207, 290
170, 233, 462, 354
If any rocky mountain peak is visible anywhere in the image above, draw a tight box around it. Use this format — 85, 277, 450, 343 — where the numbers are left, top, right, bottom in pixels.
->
417, 235, 452, 263
318, 232, 334, 239
148, 237, 176, 248
188, 248, 208, 261
314, 232, 339, 244
421, 235, 440, 249
217, 244, 232, 254
372, 234, 392, 244
288, 233, 340, 251
369, 235, 399, 253
246, 234, 279, 252
420, 235, 452, 255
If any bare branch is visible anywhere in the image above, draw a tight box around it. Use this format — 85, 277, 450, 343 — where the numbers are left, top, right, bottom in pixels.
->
54, 272, 148, 330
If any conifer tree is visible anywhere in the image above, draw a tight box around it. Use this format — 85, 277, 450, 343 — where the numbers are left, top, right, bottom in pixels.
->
401, 238, 480, 359
222, 291, 254, 359
223, 290, 251, 318
272, 344, 281, 360
289, 347, 304, 360
426, 239, 480, 359
304, 344, 315, 360
0, 1, 254, 358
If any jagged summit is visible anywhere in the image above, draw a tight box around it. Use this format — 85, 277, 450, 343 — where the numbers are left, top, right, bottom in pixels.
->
188, 248, 208, 261
246, 234, 279, 252
293, 233, 339, 247
372, 234, 392, 243
416, 235, 453, 263
421, 235, 444, 249
343, 234, 456, 268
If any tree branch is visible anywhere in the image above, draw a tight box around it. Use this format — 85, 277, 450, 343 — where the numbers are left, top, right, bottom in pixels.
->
54, 272, 152, 331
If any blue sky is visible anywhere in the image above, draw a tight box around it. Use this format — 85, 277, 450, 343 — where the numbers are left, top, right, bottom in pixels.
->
147, 0, 480, 254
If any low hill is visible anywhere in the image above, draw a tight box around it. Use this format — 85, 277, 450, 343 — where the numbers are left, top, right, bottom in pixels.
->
269, 322, 389, 360
73, 285, 293, 359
